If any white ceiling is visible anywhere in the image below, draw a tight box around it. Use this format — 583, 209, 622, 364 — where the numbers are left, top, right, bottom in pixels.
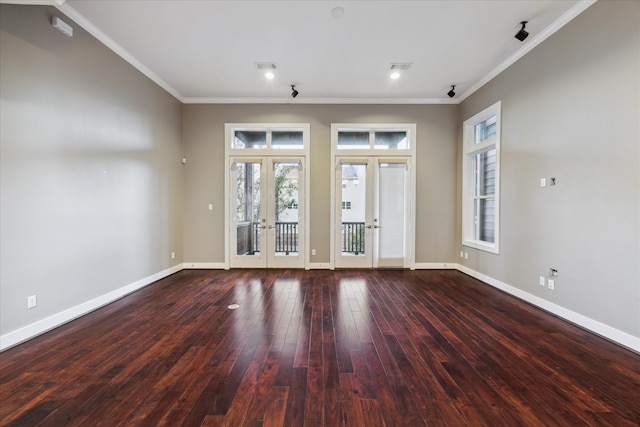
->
54, 0, 594, 103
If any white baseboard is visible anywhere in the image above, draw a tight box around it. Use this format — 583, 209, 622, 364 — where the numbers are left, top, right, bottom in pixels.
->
457, 265, 640, 353
4, 262, 637, 353
413, 262, 460, 270
0, 264, 183, 352
307, 263, 332, 270
183, 262, 226, 269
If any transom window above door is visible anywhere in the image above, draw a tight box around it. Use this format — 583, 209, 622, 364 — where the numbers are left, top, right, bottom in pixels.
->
227, 124, 309, 154
332, 124, 416, 155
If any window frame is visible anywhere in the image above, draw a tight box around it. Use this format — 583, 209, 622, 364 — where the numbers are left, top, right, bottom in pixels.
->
462, 101, 501, 254
332, 123, 415, 155
224, 123, 310, 269
226, 123, 309, 155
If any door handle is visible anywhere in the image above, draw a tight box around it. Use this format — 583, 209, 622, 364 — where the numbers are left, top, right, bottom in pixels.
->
365, 225, 373, 229
374, 225, 381, 229
268, 225, 275, 229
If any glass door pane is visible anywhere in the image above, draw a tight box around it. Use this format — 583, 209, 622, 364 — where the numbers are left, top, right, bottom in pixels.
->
271, 162, 300, 257
376, 162, 408, 268
335, 160, 372, 268
231, 161, 265, 268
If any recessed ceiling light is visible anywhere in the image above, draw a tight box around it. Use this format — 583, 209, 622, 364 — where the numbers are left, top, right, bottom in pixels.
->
265, 72, 275, 79
390, 72, 401, 80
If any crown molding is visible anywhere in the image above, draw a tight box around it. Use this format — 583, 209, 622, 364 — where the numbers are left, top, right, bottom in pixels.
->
183, 97, 459, 105
0, 0, 65, 4
459, 0, 597, 102
52, 1, 184, 102
4, 0, 596, 106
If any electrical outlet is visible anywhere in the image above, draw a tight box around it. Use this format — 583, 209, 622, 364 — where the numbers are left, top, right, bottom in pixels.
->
311, 249, 316, 256
171, 252, 175, 259
540, 178, 546, 187
460, 251, 464, 258
464, 252, 468, 259
548, 279, 555, 290
539, 276, 545, 287
27, 295, 37, 309
208, 204, 213, 211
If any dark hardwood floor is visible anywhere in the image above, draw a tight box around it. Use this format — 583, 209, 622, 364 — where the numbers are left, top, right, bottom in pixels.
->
1, 269, 639, 426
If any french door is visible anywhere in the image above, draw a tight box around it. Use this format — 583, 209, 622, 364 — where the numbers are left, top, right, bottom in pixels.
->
229, 157, 305, 268
334, 157, 411, 268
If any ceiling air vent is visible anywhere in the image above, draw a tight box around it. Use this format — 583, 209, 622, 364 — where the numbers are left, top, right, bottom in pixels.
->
390, 63, 412, 71
255, 62, 277, 70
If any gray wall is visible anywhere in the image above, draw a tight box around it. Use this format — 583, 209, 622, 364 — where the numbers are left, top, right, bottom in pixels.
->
3, 1, 638, 348
458, 0, 640, 338
182, 104, 458, 265
0, 5, 184, 337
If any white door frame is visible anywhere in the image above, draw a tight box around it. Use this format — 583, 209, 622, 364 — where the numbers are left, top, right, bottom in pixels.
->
333, 156, 413, 269
228, 157, 266, 268
330, 123, 416, 269
334, 158, 374, 268
227, 156, 306, 269
224, 123, 310, 269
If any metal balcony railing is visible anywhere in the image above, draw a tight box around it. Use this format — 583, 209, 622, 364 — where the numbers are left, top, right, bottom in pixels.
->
240, 222, 299, 254
272, 222, 298, 254
341, 222, 365, 254
237, 221, 365, 255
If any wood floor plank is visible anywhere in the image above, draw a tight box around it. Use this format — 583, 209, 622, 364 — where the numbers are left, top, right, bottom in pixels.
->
262, 386, 289, 427
1, 269, 639, 426
282, 367, 307, 427
245, 351, 281, 422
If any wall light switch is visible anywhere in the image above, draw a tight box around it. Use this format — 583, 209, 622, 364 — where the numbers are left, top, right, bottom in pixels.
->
27, 295, 37, 309
539, 276, 545, 287
540, 178, 546, 188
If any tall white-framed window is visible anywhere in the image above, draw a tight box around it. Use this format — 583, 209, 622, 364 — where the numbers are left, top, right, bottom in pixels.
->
462, 101, 501, 254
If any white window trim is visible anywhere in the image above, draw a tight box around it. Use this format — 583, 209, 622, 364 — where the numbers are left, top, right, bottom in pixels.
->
225, 123, 310, 156
331, 123, 415, 155
462, 101, 501, 254
330, 123, 416, 269
224, 123, 310, 269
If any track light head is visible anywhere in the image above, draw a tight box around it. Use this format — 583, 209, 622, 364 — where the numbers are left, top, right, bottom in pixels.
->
291, 85, 299, 98
447, 85, 456, 98
515, 21, 529, 42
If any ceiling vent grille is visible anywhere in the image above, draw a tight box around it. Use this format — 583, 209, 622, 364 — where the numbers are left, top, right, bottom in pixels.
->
255, 62, 277, 70
390, 63, 412, 71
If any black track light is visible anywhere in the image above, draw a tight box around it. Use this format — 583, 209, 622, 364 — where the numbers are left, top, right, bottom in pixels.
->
447, 85, 456, 98
515, 21, 529, 42
291, 85, 299, 98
